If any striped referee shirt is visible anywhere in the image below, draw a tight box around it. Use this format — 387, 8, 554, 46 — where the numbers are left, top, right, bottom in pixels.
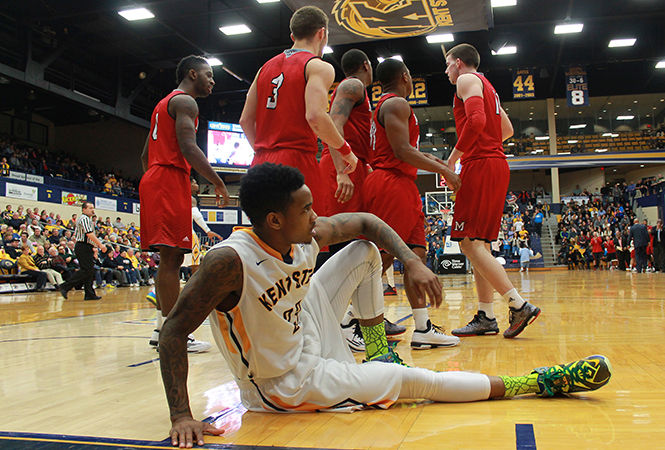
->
74, 214, 95, 245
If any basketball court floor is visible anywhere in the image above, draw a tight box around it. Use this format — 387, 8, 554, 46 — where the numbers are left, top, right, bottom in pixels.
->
2, 270, 664, 449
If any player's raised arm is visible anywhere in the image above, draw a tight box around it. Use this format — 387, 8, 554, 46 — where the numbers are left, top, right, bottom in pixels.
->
172, 95, 230, 206
159, 246, 243, 447
305, 59, 358, 174
314, 213, 443, 307
239, 69, 261, 148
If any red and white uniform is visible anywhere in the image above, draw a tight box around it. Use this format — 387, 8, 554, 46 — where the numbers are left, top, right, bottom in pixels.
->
363, 94, 425, 247
252, 49, 324, 213
319, 78, 372, 215
140, 89, 195, 252
451, 73, 509, 243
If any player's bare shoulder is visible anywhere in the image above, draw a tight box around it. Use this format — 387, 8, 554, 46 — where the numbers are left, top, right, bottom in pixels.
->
192, 245, 244, 312
169, 93, 199, 118
305, 57, 334, 80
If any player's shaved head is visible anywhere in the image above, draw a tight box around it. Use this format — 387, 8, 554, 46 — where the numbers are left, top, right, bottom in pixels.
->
341, 49, 369, 77
376, 58, 407, 89
240, 163, 305, 227
446, 43, 480, 69
290, 6, 328, 40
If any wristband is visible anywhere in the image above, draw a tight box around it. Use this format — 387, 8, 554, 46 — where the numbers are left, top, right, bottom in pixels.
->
335, 141, 352, 156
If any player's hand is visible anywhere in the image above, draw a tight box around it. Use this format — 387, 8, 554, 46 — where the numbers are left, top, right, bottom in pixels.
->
170, 416, 225, 448
214, 183, 230, 208
341, 151, 358, 174
404, 259, 443, 308
443, 172, 461, 192
206, 231, 222, 241
335, 173, 355, 203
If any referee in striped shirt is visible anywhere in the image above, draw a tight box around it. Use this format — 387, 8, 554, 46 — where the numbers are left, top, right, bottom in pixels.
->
59, 201, 107, 300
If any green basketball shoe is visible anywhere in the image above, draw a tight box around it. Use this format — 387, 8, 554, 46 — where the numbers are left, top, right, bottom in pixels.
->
534, 355, 612, 397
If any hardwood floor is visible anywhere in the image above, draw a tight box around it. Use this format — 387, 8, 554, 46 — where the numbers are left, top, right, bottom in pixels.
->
1, 270, 664, 449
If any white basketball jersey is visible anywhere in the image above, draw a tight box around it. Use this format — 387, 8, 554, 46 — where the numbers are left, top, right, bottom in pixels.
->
208, 228, 318, 380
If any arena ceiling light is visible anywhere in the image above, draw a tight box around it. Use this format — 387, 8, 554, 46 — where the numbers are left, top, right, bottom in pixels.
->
118, 7, 154, 21
595, 148, 608, 153
505, 154, 515, 157
491, 46, 517, 55
219, 24, 252, 35
426, 33, 454, 44
322, 46, 334, 54
535, 136, 549, 140
205, 57, 223, 67
426, 133, 433, 137
554, 23, 584, 35
569, 124, 587, 129
567, 140, 578, 143
256, 0, 280, 3
377, 55, 403, 63
616, 115, 634, 120
492, 0, 517, 7
507, 142, 516, 146
608, 38, 636, 48
656, 61, 665, 69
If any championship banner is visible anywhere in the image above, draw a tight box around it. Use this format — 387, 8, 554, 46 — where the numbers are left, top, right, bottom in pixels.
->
565, 67, 589, 107
61, 191, 88, 206
283, 1, 492, 45
370, 78, 428, 107
512, 69, 535, 99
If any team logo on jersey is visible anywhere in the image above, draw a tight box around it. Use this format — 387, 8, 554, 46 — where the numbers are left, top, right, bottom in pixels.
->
332, 0, 452, 40
454, 221, 465, 231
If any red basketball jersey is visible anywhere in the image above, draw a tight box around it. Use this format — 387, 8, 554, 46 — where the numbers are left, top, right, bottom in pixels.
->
147, 90, 197, 172
321, 78, 372, 163
369, 93, 419, 179
254, 49, 320, 154
453, 73, 505, 164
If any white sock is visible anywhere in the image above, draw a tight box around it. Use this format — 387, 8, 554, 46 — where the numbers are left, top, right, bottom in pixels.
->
341, 304, 355, 326
478, 302, 495, 319
156, 313, 164, 330
502, 288, 526, 309
385, 263, 395, 287
412, 308, 429, 331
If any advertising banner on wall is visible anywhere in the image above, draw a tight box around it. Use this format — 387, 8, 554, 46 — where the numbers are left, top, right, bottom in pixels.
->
95, 196, 117, 211
61, 191, 88, 206
6, 182, 38, 201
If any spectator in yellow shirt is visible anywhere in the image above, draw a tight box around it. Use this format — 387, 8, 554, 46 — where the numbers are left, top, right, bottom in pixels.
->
17, 246, 48, 291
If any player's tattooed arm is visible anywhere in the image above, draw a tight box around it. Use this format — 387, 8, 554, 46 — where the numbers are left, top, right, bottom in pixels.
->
314, 213, 420, 265
329, 78, 365, 133
159, 247, 243, 422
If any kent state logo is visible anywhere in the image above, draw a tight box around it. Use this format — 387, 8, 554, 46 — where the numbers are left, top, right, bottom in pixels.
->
332, 0, 453, 39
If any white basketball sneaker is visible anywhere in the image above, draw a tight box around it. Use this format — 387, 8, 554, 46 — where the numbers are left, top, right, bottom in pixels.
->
187, 334, 212, 353
340, 319, 365, 352
149, 329, 160, 347
411, 320, 460, 349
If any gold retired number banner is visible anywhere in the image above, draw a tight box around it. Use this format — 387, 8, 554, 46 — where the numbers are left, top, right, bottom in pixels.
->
282, 0, 492, 45
328, 78, 428, 108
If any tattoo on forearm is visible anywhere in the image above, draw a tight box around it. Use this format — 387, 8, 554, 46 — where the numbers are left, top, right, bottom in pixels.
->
159, 247, 243, 421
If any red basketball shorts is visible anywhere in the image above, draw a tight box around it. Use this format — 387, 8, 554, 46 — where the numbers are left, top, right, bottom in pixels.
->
318, 153, 368, 216
451, 157, 510, 243
363, 169, 425, 248
252, 149, 324, 215
139, 165, 192, 252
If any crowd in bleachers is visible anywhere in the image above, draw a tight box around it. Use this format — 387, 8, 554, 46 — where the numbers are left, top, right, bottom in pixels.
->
0, 203, 158, 291
505, 128, 665, 157
0, 135, 139, 198
556, 178, 665, 272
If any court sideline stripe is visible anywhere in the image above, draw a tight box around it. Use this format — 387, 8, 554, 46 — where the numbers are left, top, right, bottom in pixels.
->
515, 424, 536, 449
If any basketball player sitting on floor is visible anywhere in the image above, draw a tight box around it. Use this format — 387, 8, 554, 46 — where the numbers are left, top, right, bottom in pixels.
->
159, 163, 612, 448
